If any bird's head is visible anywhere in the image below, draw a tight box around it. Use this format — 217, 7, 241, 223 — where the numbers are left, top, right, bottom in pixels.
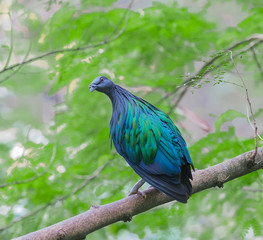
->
89, 76, 114, 94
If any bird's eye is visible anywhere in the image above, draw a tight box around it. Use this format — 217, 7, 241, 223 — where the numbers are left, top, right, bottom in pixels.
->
100, 77, 104, 83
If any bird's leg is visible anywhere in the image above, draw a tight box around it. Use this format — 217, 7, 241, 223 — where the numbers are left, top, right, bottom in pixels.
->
128, 179, 146, 197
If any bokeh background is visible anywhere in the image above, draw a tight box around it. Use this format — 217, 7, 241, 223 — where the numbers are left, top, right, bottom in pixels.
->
0, 0, 263, 239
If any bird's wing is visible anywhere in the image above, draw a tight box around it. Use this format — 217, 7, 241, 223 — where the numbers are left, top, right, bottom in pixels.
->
118, 100, 194, 202
137, 118, 192, 177
122, 111, 162, 165
121, 100, 193, 174
124, 118, 193, 202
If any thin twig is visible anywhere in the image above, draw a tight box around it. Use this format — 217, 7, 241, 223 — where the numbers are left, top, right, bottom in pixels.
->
246, 105, 263, 141
2, 12, 14, 71
229, 50, 258, 160
221, 80, 243, 88
213, 39, 263, 76
250, 46, 263, 78
60, 161, 110, 200
0, 161, 110, 232
0, 42, 32, 84
242, 187, 263, 193
0, 40, 107, 76
0, 0, 134, 80
20, 125, 32, 161
162, 37, 263, 112
172, 39, 263, 108
0, 96, 54, 189
0, 143, 57, 188
0, 204, 50, 233
107, 0, 135, 39
164, 37, 258, 100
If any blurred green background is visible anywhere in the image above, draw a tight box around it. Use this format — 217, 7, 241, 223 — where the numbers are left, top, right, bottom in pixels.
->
0, 0, 263, 239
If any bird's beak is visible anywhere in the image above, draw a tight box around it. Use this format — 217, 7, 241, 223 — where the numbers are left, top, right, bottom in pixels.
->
89, 84, 97, 92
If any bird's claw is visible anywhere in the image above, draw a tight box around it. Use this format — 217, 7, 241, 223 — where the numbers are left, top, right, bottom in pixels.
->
128, 179, 146, 197
137, 191, 147, 199
128, 190, 146, 199
128, 189, 138, 196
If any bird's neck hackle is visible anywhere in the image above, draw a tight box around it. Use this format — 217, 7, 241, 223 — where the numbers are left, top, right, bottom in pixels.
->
106, 85, 137, 146
106, 84, 133, 113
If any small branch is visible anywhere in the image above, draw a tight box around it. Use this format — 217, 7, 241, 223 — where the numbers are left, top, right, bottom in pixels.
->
168, 86, 188, 115
107, 0, 134, 39
2, 12, 14, 71
246, 105, 263, 141
229, 50, 258, 160
0, 0, 135, 80
0, 161, 109, 232
163, 36, 263, 111
1, 96, 54, 188
0, 42, 32, 84
174, 38, 263, 107
14, 147, 263, 240
0, 37, 111, 76
221, 80, 243, 88
0, 143, 57, 188
242, 187, 263, 193
212, 39, 263, 76
57, 161, 110, 201
0, 204, 50, 233
250, 46, 263, 78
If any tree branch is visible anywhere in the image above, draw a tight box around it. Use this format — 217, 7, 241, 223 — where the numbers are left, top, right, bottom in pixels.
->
161, 35, 263, 111
0, 161, 109, 232
0, 0, 135, 80
2, 12, 14, 71
250, 46, 263, 78
0, 42, 32, 84
229, 50, 258, 159
242, 187, 263, 193
1, 113, 56, 189
14, 147, 263, 240
0, 143, 57, 188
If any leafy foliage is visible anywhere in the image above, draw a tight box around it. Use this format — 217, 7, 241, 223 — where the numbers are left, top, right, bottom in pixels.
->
0, 0, 263, 239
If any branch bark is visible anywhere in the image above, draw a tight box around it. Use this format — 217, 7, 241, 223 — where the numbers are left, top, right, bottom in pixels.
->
14, 147, 263, 240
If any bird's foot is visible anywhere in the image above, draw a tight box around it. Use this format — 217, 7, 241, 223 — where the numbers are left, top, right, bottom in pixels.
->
128, 190, 147, 199
128, 179, 145, 196
128, 179, 147, 199
128, 189, 138, 196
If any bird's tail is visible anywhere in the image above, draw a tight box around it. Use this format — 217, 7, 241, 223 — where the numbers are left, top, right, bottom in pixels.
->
180, 162, 193, 197
130, 162, 192, 203
145, 174, 191, 203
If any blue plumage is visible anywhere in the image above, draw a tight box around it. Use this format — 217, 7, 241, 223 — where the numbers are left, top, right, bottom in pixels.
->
89, 76, 194, 203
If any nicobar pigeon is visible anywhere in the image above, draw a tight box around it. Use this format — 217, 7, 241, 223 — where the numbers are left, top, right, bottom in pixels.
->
89, 76, 194, 203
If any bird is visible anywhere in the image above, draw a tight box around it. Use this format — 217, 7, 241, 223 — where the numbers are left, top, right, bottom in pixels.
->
89, 76, 194, 203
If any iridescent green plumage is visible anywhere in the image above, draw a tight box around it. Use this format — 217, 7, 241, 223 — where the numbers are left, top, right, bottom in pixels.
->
121, 100, 162, 165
